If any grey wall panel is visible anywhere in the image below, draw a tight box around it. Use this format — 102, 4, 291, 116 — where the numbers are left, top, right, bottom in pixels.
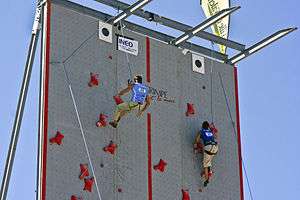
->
149, 38, 183, 200
43, 1, 242, 200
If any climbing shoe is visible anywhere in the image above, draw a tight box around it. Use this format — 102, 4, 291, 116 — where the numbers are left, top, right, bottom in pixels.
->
204, 180, 209, 187
109, 121, 118, 128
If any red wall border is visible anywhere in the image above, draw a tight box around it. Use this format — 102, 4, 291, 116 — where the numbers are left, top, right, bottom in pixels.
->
147, 113, 152, 200
234, 67, 244, 200
146, 37, 151, 83
42, 1, 51, 200
146, 36, 152, 200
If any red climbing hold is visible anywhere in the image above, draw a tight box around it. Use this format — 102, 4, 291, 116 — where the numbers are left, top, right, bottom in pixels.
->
209, 123, 218, 135
79, 164, 90, 180
185, 103, 195, 116
117, 188, 122, 193
49, 131, 64, 145
71, 195, 82, 200
83, 177, 94, 192
194, 142, 203, 154
96, 114, 108, 127
154, 159, 167, 172
103, 141, 117, 155
113, 95, 124, 105
88, 73, 99, 87
108, 54, 113, 59
182, 189, 191, 200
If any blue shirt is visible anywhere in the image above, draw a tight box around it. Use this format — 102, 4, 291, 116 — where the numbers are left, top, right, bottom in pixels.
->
200, 128, 216, 145
131, 83, 149, 104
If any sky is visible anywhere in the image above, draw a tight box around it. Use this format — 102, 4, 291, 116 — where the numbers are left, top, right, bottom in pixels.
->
0, 0, 299, 199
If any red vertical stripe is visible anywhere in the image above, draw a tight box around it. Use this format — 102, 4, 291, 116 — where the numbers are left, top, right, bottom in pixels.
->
146, 37, 151, 83
234, 67, 244, 200
147, 113, 152, 200
42, 1, 51, 200
146, 36, 152, 199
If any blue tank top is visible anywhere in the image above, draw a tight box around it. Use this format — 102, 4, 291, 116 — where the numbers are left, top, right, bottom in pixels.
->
200, 128, 216, 145
131, 83, 149, 104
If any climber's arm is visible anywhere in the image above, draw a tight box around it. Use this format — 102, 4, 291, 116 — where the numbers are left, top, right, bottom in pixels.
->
118, 84, 133, 96
136, 95, 152, 117
141, 95, 152, 112
194, 132, 201, 147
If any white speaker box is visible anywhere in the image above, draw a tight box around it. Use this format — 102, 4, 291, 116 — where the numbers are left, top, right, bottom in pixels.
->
192, 54, 205, 74
99, 21, 112, 43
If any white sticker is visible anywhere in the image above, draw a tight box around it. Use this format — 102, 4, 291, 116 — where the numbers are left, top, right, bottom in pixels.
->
117, 36, 139, 56
192, 54, 205, 74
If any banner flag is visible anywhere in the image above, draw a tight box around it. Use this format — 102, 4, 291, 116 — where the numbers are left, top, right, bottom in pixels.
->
200, 0, 230, 54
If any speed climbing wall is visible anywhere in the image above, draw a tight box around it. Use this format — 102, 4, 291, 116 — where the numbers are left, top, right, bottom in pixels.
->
39, 0, 244, 200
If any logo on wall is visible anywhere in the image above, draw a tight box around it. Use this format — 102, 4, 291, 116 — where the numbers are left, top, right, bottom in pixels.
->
117, 36, 139, 56
192, 54, 205, 74
149, 87, 176, 103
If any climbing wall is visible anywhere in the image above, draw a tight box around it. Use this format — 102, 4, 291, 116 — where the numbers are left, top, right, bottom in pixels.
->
40, 0, 243, 200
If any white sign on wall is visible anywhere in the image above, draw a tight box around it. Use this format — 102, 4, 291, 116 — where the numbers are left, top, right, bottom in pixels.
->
192, 54, 205, 74
117, 36, 139, 56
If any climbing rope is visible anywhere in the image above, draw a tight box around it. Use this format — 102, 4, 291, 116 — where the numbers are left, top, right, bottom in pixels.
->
114, 27, 120, 199
218, 72, 254, 200
63, 29, 98, 64
209, 41, 215, 124
61, 15, 116, 65
62, 63, 102, 200
119, 20, 133, 79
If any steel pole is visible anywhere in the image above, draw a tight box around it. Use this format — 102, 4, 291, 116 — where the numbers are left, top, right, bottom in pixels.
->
0, 4, 42, 200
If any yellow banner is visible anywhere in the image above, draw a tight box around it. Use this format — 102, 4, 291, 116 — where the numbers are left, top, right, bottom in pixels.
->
200, 0, 230, 54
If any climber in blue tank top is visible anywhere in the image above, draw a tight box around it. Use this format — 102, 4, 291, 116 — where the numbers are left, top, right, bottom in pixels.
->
109, 75, 152, 128
194, 121, 219, 187
131, 82, 149, 104
200, 127, 216, 146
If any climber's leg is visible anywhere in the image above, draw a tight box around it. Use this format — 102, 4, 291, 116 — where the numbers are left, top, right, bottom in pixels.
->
203, 144, 218, 186
110, 102, 129, 128
110, 102, 138, 128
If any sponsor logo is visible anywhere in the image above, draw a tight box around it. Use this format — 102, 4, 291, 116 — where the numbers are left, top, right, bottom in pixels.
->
117, 36, 139, 56
149, 87, 175, 103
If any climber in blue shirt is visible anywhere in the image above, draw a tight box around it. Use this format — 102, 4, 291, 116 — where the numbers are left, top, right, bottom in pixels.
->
194, 121, 219, 187
109, 75, 151, 128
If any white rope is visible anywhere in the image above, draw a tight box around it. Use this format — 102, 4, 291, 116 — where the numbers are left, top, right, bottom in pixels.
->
62, 64, 102, 200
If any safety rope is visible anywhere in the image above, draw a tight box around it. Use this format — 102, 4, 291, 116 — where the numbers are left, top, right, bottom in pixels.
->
62, 15, 115, 65
218, 72, 254, 200
210, 42, 215, 124
62, 63, 102, 200
114, 29, 120, 200
119, 20, 133, 79
63, 30, 98, 64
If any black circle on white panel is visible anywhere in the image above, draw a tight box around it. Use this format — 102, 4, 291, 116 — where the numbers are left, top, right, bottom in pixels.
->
195, 60, 202, 68
102, 28, 110, 37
